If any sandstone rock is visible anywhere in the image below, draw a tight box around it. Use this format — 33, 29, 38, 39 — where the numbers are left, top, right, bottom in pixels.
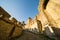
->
0, 6, 23, 40
0, 19, 14, 40
11, 26, 22, 37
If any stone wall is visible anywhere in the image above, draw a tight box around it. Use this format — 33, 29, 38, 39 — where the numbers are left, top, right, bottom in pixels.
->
25, 16, 43, 34
25, 17, 32, 29
0, 7, 23, 40
45, 0, 60, 28
38, 0, 60, 39
25, 0, 60, 39
38, 0, 60, 28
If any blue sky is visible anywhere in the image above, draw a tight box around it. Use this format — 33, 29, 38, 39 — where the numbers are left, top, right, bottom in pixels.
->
0, 0, 39, 22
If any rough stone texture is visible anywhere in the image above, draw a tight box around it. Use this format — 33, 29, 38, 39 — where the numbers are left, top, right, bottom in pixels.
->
38, 0, 60, 40
25, 16, 42, 33
0, 7, 11, 18
45, 0, 60, 28
25, 0, 60, 40
0, 7, 23, 40
12, 26, 22, 37
0, 19, 14, 40
25, 17, 32, 29
38, 0, 60, 28
37, 13, 49, 31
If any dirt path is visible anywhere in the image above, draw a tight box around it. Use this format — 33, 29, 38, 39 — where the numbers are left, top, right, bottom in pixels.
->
10, 30, 54, 40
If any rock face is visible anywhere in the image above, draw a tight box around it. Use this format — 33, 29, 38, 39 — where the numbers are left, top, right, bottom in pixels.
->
38, 0, 60, 28
38, 0, 60, 39
45, 0, 60, 28
0, 19, 14, 40
0, 7, 23, 40
25, 17, 32, 29
25, 0, 60, 40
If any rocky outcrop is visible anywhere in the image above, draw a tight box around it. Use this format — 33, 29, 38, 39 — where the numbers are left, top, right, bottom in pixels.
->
38, 0, 60, 40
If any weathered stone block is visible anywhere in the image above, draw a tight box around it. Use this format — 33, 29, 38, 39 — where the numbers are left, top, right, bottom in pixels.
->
12, 26, 22, 37
9, 17, 17, 24
0, 7, 11, 18
0, 19, 14, 40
